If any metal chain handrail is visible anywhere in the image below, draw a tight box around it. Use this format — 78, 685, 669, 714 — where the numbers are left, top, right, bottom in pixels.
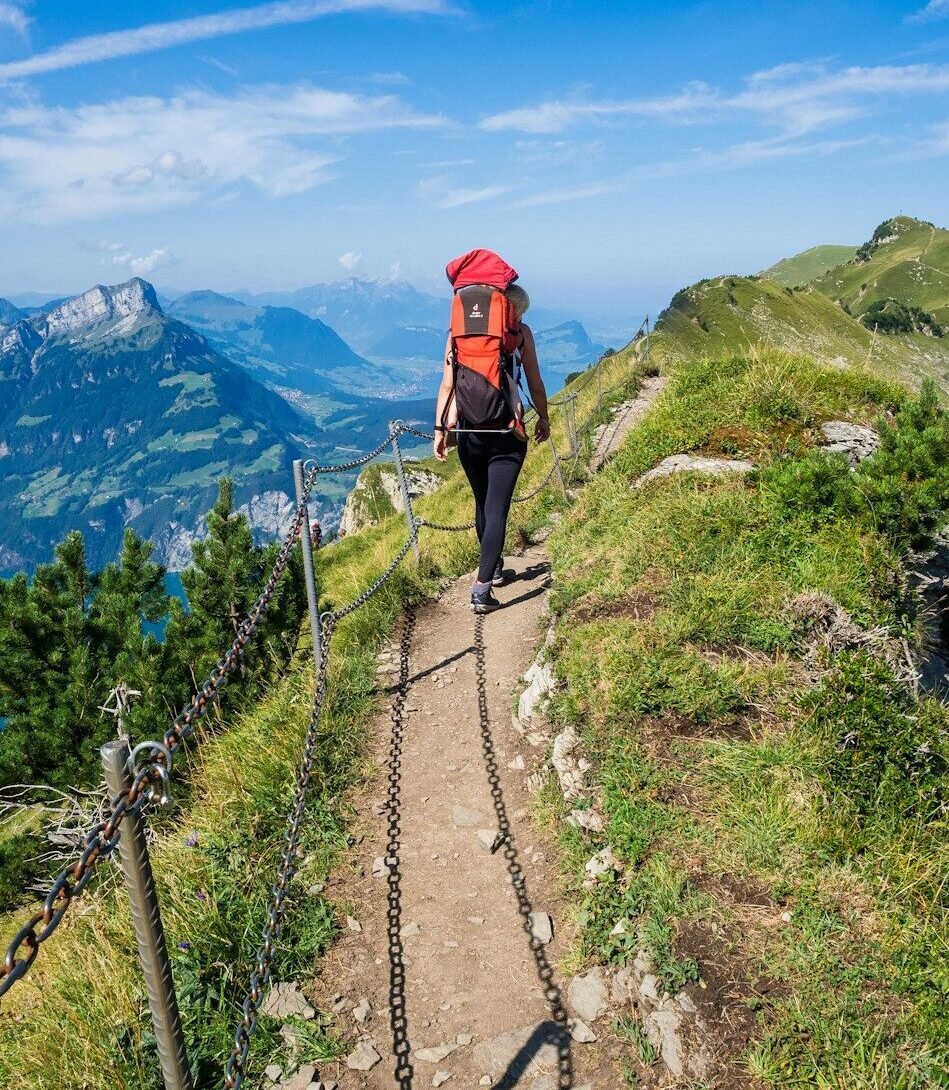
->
323, 532, 418, 625
512, 458, 560, 504
415, 516, 477, 533
224, 612, 334, 1089
225, 525, 418, 1085
0, 500, 309, 1001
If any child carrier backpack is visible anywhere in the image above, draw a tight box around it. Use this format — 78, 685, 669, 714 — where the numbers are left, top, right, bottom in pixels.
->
442, 249, 526, 438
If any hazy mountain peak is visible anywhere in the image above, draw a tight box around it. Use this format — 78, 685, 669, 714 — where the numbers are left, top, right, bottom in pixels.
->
42, 277, 161, 337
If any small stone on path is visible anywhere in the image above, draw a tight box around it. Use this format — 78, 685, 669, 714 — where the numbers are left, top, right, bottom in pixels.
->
529, 911, 554, 944
346, 1042, 382, 1071
568, 967, 609, 1022
400, 920, 420, 939
570, 1017, 598, 1043
415, 1042, 459, 1064
433, 1073, 453, 1087
261, 981, 315, 1020
263, 1065, 282, 1083
477, 829, 497, 852
346, 915, 362, 932
352, 997, 371, 1024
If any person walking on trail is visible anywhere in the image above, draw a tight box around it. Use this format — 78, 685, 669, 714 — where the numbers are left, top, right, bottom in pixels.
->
433, 249, 551, 614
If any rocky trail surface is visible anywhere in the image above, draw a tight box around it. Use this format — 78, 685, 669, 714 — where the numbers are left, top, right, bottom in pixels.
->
290, 547, 622, 1090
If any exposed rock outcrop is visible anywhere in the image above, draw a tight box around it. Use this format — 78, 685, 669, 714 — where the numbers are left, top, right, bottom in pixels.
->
40, 278, 160, 337
338, 464, 440, 536
819, 420, 880, 464
635, 453, 754, 487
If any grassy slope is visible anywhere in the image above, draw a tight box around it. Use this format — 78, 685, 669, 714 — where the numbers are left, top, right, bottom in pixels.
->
543, 337, 949, 1086
0, 343, 645, 1089
812, 216, 949, 326
658, 272, 949, 395
761, 244, 858, 288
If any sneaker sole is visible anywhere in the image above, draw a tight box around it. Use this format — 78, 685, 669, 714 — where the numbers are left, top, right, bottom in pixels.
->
471, 601, 502, 614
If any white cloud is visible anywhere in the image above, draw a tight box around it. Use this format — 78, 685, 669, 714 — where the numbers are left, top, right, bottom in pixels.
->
111, 248, 175, 275
79, 239, 175, 276
0, 3, 29, 36
909, 0, 949, 20
481, 62, 949, 138
0, 82, 447, 222
0, 0, 450, 81
368, 70, 412, 85
338, 250, 362, 269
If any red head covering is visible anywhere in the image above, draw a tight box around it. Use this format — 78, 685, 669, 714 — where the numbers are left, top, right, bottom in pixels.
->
446, 249, 518, 291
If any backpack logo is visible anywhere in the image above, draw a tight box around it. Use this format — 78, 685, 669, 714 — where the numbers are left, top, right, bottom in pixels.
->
469, 303, 482, 318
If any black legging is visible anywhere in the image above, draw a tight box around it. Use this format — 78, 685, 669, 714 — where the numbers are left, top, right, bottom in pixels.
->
458, 430, 527, 583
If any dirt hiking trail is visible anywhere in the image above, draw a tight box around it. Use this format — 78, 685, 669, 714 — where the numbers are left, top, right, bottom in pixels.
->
299, 375, 670, 1089
313, 546, 618, 1089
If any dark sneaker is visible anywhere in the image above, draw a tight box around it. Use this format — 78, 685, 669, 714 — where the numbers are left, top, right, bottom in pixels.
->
491, 558, 506, 587
471, 584, 502, 613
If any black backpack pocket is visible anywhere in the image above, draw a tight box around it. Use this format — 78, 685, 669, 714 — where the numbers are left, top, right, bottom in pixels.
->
455, 364, 510, 428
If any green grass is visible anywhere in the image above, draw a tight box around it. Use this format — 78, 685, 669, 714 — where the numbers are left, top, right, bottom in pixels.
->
0, 332, 647, 1090
543, 348, 949, 1087
813, 216, 949, 326
761, 244, 859, 288
655, 270, 949, 397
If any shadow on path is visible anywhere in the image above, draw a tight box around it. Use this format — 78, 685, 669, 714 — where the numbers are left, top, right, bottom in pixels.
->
474, 614, 573, 1089
384, 608, 416, 1089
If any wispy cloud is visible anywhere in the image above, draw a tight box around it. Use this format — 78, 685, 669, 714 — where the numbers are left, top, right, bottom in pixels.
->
417, 175, 515, 208
0, 0, 450, 81
513, 180, 626, 208
481, 62, 949, 138
0, 2, 29, 36
908, 0, 949, 21
338, 250, 362, 269
0, 83, 447, 222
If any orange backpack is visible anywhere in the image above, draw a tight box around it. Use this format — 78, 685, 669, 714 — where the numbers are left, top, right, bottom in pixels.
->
442, 250, 526, 437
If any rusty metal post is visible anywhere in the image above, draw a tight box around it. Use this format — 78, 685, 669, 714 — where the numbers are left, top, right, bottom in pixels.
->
597, 356, 603, 408
101, 740, 193, 1090
293, 459, 323, 671
389, 422, 421, 562
645, 314, 651, 364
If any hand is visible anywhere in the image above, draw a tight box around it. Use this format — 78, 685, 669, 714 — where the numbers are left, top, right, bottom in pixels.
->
434, 430, 448, 462
534, 417, 550, 443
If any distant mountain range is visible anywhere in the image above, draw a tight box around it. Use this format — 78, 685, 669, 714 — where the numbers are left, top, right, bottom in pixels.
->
0, 278, 419, 571
166, 290, 396, 396
0, 272, 614, 571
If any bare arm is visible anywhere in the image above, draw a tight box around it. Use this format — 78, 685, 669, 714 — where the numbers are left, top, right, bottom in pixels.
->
520, 325, 551, 441
433, 335, 453, 461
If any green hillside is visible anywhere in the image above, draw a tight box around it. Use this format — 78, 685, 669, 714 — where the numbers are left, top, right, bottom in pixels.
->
656, 272, 949, 394
813, 215, 949, 326
760, 244, 858, 287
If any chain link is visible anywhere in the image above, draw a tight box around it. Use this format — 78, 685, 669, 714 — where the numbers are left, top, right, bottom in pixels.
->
512, 458, 560, 504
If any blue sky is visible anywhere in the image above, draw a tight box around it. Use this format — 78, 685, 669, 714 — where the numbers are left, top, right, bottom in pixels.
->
0, 0, 947, 326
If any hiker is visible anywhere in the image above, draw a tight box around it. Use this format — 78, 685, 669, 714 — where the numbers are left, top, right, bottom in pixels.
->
434, 249, 551, 613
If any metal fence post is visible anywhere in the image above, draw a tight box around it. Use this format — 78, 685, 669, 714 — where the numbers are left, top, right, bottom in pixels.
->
389, 422, 421, 562
101, 741, 193, 1090
548, 436, 569, 498
597, 357, 603, 408
568, 395, 579, 455
293, 459, 323, 671
645, 315, 651, 364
